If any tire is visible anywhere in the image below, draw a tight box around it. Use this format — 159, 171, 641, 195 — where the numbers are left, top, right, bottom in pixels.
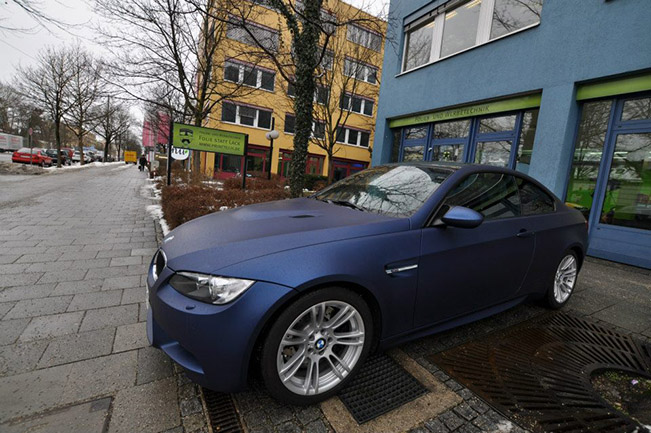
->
260, 287, 373, 405
545, 250, 579, 309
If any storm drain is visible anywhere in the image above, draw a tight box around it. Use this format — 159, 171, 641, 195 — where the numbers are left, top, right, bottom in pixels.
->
201, 388, 244, 433
430, 313, 651, 433
338, 353, 429, 424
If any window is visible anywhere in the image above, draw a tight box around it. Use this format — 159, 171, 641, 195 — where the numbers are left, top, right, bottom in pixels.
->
347, 24, 382, 51
440, 172, 520, 220
565, 100, 612, 219
336, 127, 370, 147
344, 58, 378, 84
330, 159, 368, 182
227, 19, 279, 52
222, 102, 272, 129
287, 82, 330, 105
340, 94, 374, 116
294, 0, 338, 34
402, 0, 543, 72
491, 0, 544, 40
320, 49, 334, 70
516, 109, 538, 174
516, 178, 554, 215
224, 61, 275, 91
283, 114, 326, 139
278, 150, 324, 177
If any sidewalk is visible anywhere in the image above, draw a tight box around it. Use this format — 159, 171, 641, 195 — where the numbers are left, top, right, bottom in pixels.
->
0, 166, 209, 433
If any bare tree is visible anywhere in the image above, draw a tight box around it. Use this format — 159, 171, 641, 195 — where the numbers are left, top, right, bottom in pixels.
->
94, 0, 259, 172
62, 47, 105, 165
198, 0, 384, 196
310, 25, 382, 183
14, 46, 74, 167
1, 0, 71, 33
93, 96, 132, 162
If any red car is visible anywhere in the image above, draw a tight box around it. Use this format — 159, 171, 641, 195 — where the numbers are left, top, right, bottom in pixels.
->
12, 148, 53, 167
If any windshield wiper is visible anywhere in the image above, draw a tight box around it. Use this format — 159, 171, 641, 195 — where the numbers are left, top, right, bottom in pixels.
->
324, 199, 365, 212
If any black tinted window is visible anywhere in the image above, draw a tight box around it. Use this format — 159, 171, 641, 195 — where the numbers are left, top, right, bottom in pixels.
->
441, 172, 521, 220
517, 178, 555, 215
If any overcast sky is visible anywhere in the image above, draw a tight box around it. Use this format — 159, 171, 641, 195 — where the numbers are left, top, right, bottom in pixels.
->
0, 0, 390, 83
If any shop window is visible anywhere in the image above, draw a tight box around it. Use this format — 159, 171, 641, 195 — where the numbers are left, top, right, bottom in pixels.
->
432, 144, 463, 162
600, 132, 651, 231
441, 172, 520, 220
331, 159, 367, 182
479, 114, 517, 134
391, 129, 402, 162
516, 109, 538, 174
474, 141, 512, 167
621, 96, 651, 122
565, 100, 612, 219
278, 150, 324, 177
434, 119, 470, 140
404, 126, 428, 140
403, 146, 425, 161
402, 0, 543, 72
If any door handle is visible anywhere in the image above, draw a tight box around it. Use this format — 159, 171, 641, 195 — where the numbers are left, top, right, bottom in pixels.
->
516, 229, 535, 238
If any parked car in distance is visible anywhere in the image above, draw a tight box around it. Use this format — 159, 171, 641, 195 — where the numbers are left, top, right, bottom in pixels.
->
147, 163, 588, 405
45, 149, 71, 166
61, 147, 74, 159
12, 148, 53, 167
72, 151, 81, 163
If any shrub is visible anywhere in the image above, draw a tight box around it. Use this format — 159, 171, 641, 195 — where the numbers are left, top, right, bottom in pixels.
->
161, 181, 290, 229
223, 174, 286, 191
303, 174, 328, 191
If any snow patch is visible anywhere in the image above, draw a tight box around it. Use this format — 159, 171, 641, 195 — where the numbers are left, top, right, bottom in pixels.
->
147, 204, 170, 236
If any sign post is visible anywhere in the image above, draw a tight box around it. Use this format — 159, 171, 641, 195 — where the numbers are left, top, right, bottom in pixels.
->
167, 120, 173, 186
169, 123, 248, 188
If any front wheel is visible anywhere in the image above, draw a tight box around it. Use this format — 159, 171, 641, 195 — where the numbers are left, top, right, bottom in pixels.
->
260, 287, 373, 405
545, 251, 579, 309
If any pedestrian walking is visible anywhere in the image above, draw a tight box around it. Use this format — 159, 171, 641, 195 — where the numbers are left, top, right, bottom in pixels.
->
138, 155, 147, 172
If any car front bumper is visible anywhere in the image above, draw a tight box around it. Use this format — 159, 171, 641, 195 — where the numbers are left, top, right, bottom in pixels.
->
146, 267, 295, 392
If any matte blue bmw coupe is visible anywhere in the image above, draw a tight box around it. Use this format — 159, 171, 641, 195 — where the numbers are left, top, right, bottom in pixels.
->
147, 162, 587, 405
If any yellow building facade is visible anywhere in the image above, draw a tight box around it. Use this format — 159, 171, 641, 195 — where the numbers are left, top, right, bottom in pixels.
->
201, 0, 386, 182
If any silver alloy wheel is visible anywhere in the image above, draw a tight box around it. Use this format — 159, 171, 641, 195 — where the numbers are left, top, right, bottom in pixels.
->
276, 301, 365, 396
553, 254, 578, 304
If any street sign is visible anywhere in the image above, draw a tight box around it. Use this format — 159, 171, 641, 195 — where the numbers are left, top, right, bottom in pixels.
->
172, 123, 246, 155
124, 151, 137, 163
170, 146, 190, 160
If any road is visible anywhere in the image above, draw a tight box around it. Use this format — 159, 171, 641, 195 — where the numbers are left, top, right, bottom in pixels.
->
0, 165, 207, 432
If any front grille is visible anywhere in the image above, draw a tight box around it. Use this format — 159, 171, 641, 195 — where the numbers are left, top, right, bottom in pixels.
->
153, 249, 167, 281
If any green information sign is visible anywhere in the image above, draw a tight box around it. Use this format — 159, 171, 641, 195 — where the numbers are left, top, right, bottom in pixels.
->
388, 93, 542, 129
172, 123, 247, 155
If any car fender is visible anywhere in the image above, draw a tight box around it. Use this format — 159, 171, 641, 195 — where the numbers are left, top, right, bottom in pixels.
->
215, 229, 422, 340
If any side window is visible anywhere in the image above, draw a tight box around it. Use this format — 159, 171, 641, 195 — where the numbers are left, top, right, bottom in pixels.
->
516, 178, 555, 215
439, 172, 521, 220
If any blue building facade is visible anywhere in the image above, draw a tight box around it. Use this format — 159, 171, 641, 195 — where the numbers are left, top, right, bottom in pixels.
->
373, 0, 651, 268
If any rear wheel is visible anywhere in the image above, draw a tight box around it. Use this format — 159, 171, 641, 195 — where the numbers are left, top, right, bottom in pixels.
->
545, 251, 579, 309
260, 287, 373, 405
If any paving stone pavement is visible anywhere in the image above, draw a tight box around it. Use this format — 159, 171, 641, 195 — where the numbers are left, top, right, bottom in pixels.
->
232, 258, 651, 433
0, 165, 209, 433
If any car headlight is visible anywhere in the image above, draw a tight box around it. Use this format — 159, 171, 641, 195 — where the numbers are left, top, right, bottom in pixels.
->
169, 272, 255, 305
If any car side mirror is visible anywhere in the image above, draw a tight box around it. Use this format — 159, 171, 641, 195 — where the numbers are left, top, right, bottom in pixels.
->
441, 206, 484, 229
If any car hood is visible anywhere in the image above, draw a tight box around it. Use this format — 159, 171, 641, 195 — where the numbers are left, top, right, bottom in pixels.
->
161, 197, 409, 275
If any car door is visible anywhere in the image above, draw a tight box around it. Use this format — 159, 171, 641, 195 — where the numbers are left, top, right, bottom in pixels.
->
414, 171, 535, 328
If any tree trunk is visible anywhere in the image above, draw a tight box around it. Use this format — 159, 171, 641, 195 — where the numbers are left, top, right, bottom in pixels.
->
54, 118, 62, 168
288, 0, 322, 197
325, 149, 334, 184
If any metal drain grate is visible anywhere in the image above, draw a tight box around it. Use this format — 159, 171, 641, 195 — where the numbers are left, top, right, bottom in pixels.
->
201, 388, 244, 433
338, 353, 429, 424
430, 312, 651, 433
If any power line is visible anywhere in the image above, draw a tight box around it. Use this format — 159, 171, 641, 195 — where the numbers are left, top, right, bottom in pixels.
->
0, 38, 38, 61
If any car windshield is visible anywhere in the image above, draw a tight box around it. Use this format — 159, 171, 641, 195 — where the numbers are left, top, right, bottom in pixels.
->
314, 165, 455, 218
